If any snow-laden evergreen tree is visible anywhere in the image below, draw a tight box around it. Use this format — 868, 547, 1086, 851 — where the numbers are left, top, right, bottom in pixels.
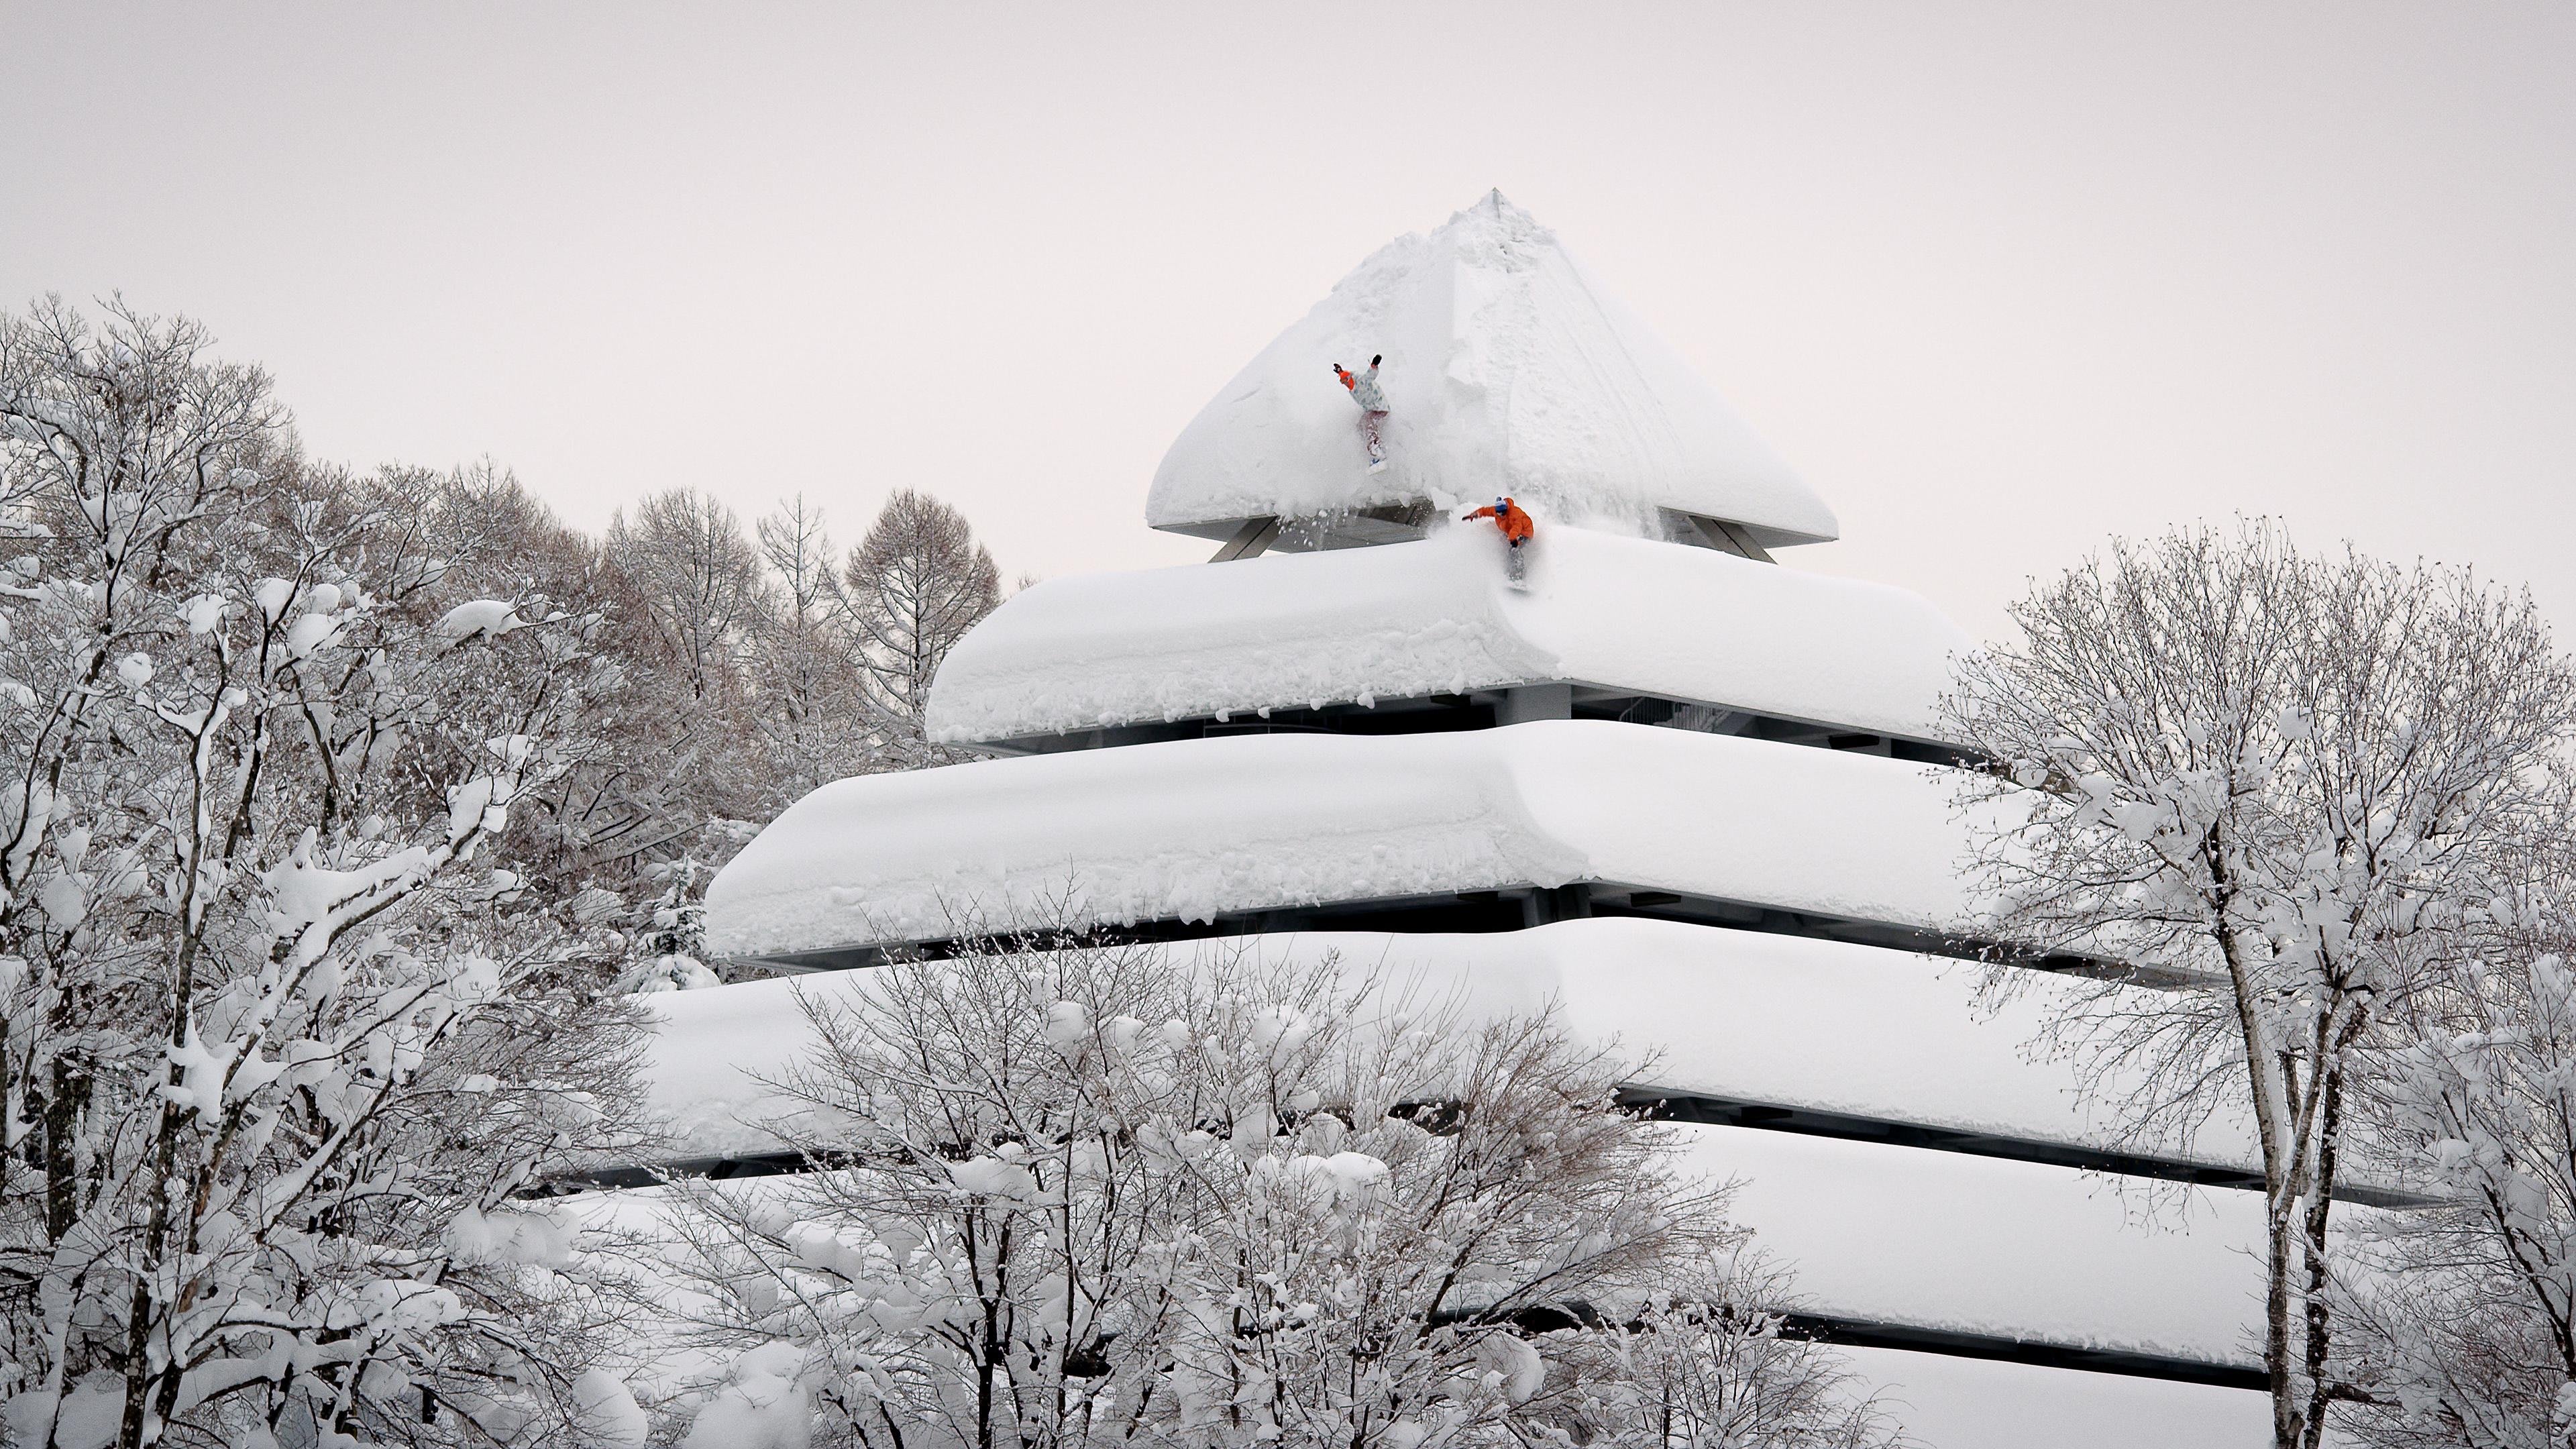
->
1944, 523, 2576, 1449
621, 861, 722, 994
0, 299, 650, 1448
665, 935, 1904, 1448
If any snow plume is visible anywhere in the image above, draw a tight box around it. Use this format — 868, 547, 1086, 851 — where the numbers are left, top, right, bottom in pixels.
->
663, 932, 1905, 1448
162, 1017, 239, 1116
263, 831, 434, 963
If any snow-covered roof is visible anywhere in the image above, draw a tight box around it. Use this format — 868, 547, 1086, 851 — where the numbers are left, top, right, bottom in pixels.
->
1837, 1347, 2265, 1449
1146, 192, 1837, 549
702, 720, 1982, 961
1696, 1124, 2264, 1364
926, 525, 1970, 747
647, 918, 2255, 1170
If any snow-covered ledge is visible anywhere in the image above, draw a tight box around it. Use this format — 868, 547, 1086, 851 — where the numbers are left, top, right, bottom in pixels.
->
925, 525, 1973, 749
1686, 1124, 2273, 1368
703, 719, 1988, 962
647, 918, 2255, 1171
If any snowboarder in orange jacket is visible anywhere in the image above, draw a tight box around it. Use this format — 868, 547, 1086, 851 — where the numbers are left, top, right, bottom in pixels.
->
1464, 497, 1536, 585
1466, 496, 1535, 543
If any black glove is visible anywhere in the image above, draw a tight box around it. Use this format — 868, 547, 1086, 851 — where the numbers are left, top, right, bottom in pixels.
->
1371, 354, 1382, 366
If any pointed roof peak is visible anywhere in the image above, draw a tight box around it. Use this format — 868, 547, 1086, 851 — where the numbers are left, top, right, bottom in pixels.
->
1148, 194, 1837, 549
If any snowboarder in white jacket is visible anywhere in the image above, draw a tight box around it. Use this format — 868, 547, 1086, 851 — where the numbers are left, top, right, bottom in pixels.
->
1334, 355, 1389, 472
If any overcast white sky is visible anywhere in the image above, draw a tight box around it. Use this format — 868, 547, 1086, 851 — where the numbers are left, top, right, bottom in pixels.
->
4, 3, 2569, 640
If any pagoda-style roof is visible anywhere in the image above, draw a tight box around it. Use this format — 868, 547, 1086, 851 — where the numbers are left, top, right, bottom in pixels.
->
659, 191, 2296, 1438
1146, 193, 1838, 549
926, 525, 1969, 749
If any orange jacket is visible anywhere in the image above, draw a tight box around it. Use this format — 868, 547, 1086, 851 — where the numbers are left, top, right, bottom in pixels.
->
1466, 499, 1535, 543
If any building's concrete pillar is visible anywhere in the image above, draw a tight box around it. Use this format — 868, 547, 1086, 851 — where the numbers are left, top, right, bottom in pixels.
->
1498, 682, 1573, 724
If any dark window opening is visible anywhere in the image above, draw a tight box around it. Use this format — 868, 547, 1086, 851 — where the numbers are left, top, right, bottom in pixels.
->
1621, 1092, 2432, 1210
740, 881, 2165, 985
975, 689, 1984, 769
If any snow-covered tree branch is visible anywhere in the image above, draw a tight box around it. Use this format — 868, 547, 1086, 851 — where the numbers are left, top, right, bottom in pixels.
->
2337, 777, 2576, 1447
1943, 523, 2576, 1449
0, 300, 651, 1449
663, 934, 1904, 1448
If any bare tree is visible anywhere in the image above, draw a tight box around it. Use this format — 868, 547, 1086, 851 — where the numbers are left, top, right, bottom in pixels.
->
582, 486, 790, 890
839, 489, 1000, 766
752, 495, 873, 799
665, 930, 1904, 1448
606, 487, 771, 706
1942, 523, 2576, 1449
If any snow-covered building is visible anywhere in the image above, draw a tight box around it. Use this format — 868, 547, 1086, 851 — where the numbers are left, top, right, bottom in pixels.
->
658, 194, 2296, 1444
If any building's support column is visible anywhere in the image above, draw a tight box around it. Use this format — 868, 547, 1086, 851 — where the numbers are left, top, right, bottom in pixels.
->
1498, 682, 1573, 724
1520, 883, 1594, 926
1210, 516, 1281, 562
1678, 513, 1774, 564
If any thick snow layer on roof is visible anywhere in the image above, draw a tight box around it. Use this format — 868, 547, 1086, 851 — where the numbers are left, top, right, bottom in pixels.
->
1839, 1346, 2267, 1447
1695, 1124, 2263, 1362
1146, 192, 1837, 548
926, 525, 1970, 747
645, 920, 2256, 1169
703, 721, 1981, 960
